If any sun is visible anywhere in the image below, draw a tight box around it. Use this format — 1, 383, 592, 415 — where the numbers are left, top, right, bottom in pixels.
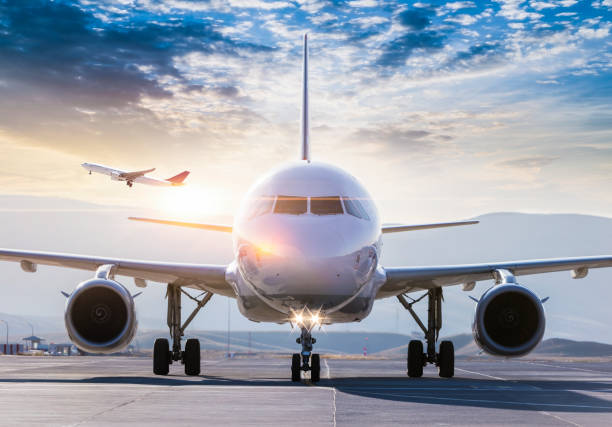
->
157, 185, 216, 220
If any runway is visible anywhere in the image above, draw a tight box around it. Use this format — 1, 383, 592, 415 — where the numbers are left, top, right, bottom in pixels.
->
1, 355, 612, 426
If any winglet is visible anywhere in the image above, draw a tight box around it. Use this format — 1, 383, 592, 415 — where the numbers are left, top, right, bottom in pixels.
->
300, 33, 310, 162
166, 171, 190, 185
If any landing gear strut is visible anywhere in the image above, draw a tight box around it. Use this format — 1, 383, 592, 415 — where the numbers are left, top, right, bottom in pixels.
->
398, 288, 454, 378
291, 327, 320, 382
153, 284, 212, 376
126, 181, 133, 188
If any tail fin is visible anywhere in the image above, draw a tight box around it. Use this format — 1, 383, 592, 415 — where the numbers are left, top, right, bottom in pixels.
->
166, 170, 190, 184
300, 33, 310, 161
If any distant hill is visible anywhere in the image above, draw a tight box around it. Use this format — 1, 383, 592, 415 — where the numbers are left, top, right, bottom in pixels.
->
136, 331, 612, 358
533, 338, 612, 357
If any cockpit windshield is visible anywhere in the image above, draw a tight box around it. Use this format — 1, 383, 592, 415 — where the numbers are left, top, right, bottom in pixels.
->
274, 195, 308, 215
310, 196, 343, 215
249, 194, 371, 219
249, 196, 275, 219
342, 197, 370, 220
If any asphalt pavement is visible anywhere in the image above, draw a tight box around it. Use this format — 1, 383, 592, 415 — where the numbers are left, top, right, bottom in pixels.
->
0, 355, 611, 426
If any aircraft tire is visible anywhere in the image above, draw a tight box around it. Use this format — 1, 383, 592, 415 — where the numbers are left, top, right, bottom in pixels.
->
438, 340, 454, 378
184, 338, 201, 376
311, 354, 321, 382
407, 340, 424, 378
291, 353, 301, 382
153, 338, 170, 375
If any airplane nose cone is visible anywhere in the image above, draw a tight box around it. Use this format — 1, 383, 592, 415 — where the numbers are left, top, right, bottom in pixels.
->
237, 240, 377, 311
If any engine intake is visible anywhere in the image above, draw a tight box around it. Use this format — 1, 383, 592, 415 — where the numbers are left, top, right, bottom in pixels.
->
473, 284, 545, 357
65, 278, 137, 354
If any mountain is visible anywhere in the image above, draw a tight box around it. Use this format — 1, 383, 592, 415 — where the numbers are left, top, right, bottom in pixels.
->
0, 195, 611, 342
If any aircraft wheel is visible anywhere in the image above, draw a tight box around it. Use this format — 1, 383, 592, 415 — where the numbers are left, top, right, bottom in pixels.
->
153, 338, 170, 375
438, 340, 454, 378
184, 338, 201, 376
291, 353, 301, 382
407, 340, 424, 378
311, 354, 321, 382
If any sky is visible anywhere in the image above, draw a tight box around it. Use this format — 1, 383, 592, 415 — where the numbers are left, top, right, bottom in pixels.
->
1, 0, 611, 223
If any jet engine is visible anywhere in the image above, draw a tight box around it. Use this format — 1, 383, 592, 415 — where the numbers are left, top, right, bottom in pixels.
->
473, 284, 545, 357
64, 278, 137, 354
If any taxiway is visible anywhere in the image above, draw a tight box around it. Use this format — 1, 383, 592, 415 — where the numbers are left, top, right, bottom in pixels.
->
0, 355, 611, 426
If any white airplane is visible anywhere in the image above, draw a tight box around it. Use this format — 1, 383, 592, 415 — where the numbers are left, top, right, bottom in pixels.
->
1, 35, 612, 381
81, 162, 189, 188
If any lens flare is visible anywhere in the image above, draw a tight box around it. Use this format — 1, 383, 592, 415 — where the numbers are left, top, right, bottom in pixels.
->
289, 307, 324, 330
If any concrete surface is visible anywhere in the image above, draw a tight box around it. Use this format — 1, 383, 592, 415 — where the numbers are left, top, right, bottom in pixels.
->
1, 355, 612, 426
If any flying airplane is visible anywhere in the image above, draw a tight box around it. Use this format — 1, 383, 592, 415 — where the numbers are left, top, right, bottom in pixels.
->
81, 162, 189, 187
1, 35, 612, 382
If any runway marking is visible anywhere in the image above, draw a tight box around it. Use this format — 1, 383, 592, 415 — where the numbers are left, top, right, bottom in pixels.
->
539, 411, 583, 427
340, 386, 546, 392
323, 360, 336, 427
520, 360, 612, 375
455, 367, 507, 381
356, 391, 612, 410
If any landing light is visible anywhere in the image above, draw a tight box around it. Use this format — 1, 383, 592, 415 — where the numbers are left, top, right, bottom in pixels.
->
290, 308, 323, 329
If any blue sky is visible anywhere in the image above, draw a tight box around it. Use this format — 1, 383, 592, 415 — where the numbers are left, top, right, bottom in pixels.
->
0, 0, 611, 221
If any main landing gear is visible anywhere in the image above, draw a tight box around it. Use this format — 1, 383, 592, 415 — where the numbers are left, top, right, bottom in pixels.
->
291, 327, 321, 382
126, 181, 133, 188
153, 284, 213, 376
397, 288, 455, 378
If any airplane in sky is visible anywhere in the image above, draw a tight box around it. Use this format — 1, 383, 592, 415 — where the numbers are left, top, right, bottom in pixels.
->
1, 35, 611, 382
81, 162, 189, 188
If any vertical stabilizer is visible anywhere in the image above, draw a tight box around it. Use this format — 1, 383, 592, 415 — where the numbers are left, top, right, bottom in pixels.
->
301, 34, 310, 161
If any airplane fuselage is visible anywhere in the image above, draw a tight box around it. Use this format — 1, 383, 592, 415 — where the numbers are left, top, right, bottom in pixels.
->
226, 161, 387, 326
81, 162, 186, 187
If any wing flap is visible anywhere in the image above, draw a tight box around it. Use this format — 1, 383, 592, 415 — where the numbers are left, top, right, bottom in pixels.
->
0, 248, 234, 296
378, 255, 612, 298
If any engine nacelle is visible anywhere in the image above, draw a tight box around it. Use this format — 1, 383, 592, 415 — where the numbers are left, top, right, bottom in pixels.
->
65, 278, 137, 354
473, 284, 545, 357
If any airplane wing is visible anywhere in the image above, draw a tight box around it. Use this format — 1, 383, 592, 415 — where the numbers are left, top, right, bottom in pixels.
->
128, 217, 233, 232
0, 248, 234, 297
377, 255, 612, 298
119, 168, 156, 180
382, 220, 478, 233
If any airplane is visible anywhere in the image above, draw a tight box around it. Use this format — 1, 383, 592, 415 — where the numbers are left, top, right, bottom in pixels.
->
1, 34, 612, 382
81, 162, 189, 188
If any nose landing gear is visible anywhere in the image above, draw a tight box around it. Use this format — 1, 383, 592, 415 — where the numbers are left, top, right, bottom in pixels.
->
291, 327, 321, 382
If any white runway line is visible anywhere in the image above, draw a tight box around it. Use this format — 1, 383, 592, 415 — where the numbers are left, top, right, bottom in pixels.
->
539, 411, 583, 427
520, 360, 612, 375
455, 367, 507, 381
356, 391, 612, 410
323, 359, 336, 427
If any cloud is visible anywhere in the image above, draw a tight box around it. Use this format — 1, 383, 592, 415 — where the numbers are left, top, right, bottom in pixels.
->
376, 31, 445, 67
497, 156, 559, 169
397, 9, 434, 31
0, 0, 271, 109
445, 42, 507, 69
444, 1, 476, 11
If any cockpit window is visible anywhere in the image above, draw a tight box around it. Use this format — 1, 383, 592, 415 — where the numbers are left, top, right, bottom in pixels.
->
249, 196, 275, 219
310, 196, 344, 215
274, 195, 308, 215
342, 197, 370, 220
